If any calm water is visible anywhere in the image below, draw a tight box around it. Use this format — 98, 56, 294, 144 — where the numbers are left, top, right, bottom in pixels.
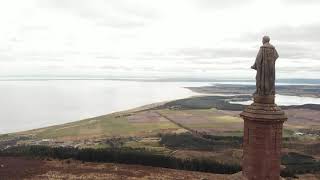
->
0, 80, 207, 133
1, 80, 319, 134
230, 94, 320, 106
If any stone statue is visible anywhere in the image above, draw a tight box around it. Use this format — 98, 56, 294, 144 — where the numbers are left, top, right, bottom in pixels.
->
251, 36, 279, 96
241, 36, 286, 180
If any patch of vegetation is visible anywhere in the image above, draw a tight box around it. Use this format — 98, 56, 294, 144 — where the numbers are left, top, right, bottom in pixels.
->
281, 152, 320, 176
283, 129, 295, 137
1, 134, 318, 177
159, 133, 242, 150
159, 94, 320, 112
282, 140, 320, 156
0, 145, 242, 174
211, 116, 242, 123
161, 96, 246, 111
302, 143, 320, 156
19, 113, 180, 139
0, 135, 31, 149
0, 134, 10, 139
282, 152, 316, 165
188, 84, 320, 98
97, 137, 170, 154
158, 133, 320, 177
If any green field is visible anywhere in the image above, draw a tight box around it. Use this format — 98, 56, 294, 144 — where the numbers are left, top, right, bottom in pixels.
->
16, 112, 182, 140
157, 108, 244, 136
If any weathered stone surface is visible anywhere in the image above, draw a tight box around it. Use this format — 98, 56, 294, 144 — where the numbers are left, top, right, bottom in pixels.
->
240, 95, 287, 180
251, 36, 279, 96
239, 37, 287, 180
241, 96, 287, 122
253, 95, 275, 104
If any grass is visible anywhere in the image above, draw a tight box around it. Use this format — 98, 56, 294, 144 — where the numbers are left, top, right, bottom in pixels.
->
123, 139, 171, 154
210, 116, 242, 123
2, 101, 318, 155
17, 112, 181, 140
157, 109, 243, 135
4, 107, 315, 143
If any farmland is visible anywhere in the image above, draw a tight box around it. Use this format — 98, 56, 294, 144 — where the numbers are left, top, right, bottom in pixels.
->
1, 95, 320, 178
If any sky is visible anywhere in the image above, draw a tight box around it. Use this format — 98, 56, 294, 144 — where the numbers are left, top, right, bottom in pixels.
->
0, 0, 320, 79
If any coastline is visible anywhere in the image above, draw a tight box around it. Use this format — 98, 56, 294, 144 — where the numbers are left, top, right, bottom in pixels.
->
2, 82, 320, 134
186, 84, 320, 98
0, 80, 205, 134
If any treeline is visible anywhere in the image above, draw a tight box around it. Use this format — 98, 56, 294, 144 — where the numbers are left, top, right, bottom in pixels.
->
159, 133, 320, 178
159, 133, 242, 150
0, 145, 241, 174
161, 96, 246, 111
281, 152, 320, 177
159, 95, 320, 111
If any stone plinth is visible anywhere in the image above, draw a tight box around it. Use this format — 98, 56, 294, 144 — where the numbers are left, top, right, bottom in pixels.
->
240, 95, 287, 180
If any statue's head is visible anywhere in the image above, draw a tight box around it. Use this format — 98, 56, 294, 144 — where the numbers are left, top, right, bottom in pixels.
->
262, 36, 270, 44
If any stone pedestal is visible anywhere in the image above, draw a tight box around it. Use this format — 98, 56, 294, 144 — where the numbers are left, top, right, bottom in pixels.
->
240, 95, 287, 180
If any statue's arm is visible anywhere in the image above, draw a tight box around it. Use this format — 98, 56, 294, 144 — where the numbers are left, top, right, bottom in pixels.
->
274, 48, 279, 61
251, 48, 262, 70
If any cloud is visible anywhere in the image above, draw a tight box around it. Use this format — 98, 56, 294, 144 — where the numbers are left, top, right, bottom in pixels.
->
236, 24, 320, 60
37, 0, 156, 29
0, 0, 320, 79
239, 23, 320, 43
193, 0, 254, 9
277, 43, 320, 59
96, 20, 146, 29
100, 65, 134, 71
133, 47, 257, 62
172, 48, 257, 59
266, 24, 320, 43
281, 0, 320, 4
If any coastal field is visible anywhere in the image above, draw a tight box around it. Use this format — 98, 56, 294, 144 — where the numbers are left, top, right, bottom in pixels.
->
1, 84, 320, 179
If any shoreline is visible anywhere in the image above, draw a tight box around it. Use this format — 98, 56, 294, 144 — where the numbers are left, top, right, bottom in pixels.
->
0, 97, 191, 135
2, 82, 320, 135
3, 92, 320, 135
0, 81, 203, 134
186, 84, 320, 98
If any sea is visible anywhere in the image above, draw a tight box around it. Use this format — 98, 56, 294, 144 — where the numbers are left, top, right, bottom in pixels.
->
0, 79, 319, 134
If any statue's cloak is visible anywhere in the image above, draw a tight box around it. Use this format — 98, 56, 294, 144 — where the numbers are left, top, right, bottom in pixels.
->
254, 43, 279, 96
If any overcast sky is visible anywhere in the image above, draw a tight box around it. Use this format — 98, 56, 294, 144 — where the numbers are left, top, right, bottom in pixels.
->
0, 0, 319, 79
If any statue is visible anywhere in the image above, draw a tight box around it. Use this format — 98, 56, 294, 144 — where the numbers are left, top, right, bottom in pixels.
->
251, 36, 279, 96
240, 36, 286, 180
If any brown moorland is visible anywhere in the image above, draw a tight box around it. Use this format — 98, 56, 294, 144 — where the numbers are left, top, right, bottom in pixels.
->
0, 156, 228, 180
